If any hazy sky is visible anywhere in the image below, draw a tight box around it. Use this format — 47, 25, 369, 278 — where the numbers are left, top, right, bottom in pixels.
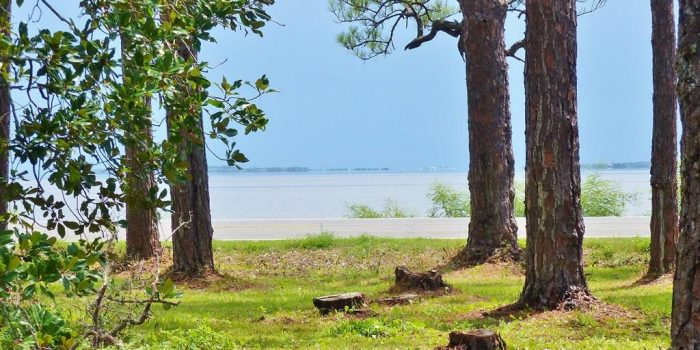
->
18, 1, 661, 170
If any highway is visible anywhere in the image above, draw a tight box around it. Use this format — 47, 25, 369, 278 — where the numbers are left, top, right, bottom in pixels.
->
203, 217, 650, 240
42, 216, 650, 241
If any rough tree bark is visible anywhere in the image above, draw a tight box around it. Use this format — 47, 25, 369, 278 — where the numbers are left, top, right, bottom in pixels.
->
519, 0, 588, 309
0, 1, 10, 232
121, 35, 162, 260
648, 0, 678, 278
457, 0, 519, 265
671, 1, 700, 347
166, 34, 215, 277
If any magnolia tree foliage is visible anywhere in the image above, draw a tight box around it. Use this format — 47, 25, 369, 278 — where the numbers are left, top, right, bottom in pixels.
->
8, 0, 274, 236
0, 0, 275, 348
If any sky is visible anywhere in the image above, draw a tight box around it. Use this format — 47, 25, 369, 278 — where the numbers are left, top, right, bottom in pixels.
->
17, 1, 661, 171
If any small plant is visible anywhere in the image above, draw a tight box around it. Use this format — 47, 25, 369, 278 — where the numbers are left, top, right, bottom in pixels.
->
581, 174, 638, 216
426, 182, 470, 218
346, 199, 412, 218
297, 232, 336, 249
331, 318, 424, 338
571, 311, 599, 328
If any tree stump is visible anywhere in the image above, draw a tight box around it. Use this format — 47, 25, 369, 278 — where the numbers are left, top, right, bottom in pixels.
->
312, 292, 365, 315
435, 330, 507, 350
374, 293, 419, 306
394, 266, 449, 292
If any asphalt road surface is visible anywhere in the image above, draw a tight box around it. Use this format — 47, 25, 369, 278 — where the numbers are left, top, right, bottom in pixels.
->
203, 217, 650, 240
59, 216, 650, 241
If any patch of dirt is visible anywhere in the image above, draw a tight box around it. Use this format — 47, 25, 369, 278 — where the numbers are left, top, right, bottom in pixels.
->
254, 314, 312, 325
450, 246, 524, 269
232, 248, 450, 277
175, 271, 262, 291
445, 262, 524, 280
459, 297, 644, 329
112, 250, 173, 278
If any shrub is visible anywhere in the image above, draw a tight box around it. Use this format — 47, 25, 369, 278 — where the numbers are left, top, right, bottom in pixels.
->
581, 174, 638, 216
426, 182, 470, 218
346, 199, 412, 218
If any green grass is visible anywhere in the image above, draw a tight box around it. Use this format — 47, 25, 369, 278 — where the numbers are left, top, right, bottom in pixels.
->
106, 235, 668, 349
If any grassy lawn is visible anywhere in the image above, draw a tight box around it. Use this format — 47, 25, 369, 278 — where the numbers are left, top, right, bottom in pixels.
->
101, 235, 669, 349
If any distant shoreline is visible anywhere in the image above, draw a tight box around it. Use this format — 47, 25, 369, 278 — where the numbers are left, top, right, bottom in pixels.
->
208, 162, 652, 174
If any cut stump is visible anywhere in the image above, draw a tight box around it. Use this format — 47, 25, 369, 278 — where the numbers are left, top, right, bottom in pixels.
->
313, 292, 365, 315
435, 330, 507, 350
394, 266, 450, 292
374, 293, 419, 306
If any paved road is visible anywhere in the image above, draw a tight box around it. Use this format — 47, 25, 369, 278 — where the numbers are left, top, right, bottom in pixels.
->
83, 216, 648, 241
44, 217, 650, 241
203, 217, 650, 240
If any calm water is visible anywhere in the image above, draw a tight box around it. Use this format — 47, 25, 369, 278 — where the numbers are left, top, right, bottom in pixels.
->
206, 170, 652, 219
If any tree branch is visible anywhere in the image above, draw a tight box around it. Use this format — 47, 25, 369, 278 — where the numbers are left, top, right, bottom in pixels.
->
505, 39, 525, 62
404, 20, 462, 51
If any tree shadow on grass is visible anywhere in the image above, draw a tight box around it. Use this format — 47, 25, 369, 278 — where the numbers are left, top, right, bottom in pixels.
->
632, 272, 673, 287
456, 302, 544, 328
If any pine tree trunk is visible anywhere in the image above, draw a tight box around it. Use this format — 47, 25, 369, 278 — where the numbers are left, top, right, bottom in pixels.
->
121, 35, 162, 260
519, 0, 588, 309
0, 1, 10, 232
648, 0, 678, 277
124, 137, 161, 260
457, 0, 519, 265
167, 37, 215, 277
671, 1, 700, 347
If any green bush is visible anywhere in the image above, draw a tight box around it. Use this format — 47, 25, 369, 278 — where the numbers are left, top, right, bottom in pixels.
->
346, 199, 412, 218
426, 182, 470, 218
581, 174, 638, 216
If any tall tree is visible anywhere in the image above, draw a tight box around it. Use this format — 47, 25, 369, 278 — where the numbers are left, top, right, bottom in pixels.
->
647, 0, 678, 278
332, 0, 521, 264
121, 34, 162, 260
163, 6, 216, 276
160, 0, 273, 276
519, 0, 588, 308
459, 0, 519, 263
671, 0, 700, 347
0, 0, 10, 232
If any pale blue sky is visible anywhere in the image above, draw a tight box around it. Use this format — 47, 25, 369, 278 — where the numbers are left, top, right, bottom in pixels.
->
18, 1, 661, 170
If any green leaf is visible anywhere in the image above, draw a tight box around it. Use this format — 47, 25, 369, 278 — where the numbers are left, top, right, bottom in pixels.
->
255, 75, 269, 91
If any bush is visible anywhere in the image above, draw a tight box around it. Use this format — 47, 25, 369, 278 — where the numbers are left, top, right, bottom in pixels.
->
346, 199, 412, 218
426, 182, 470, 218
581, 174, 638, 216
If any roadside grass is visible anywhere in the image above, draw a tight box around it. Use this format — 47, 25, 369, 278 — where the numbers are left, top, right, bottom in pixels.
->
104, 235, 669, 349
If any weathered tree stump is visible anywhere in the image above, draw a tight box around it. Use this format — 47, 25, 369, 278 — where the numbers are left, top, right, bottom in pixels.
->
313, 292, 365, 315
435, 330, 507, 350
374, 293, 419, 306
394, 266, 449, 292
